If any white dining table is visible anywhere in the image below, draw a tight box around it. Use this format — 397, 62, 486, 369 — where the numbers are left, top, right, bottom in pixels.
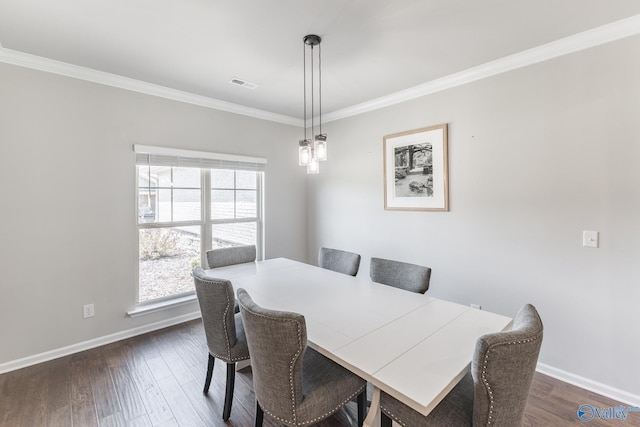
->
205, 257, 512, 427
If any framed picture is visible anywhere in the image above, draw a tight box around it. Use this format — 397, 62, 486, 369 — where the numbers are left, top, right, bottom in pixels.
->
383, 123, 449, 211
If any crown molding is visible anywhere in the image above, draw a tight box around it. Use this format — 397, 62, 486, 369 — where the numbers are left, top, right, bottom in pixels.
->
0, 47, 303, 127
2, 13, 640, 126
323, 13, 640, 123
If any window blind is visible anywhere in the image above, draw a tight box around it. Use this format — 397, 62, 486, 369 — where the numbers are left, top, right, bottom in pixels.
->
134, 144, 266, 171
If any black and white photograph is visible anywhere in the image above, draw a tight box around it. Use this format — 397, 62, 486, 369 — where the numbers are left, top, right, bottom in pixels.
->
393, 142, 434, 197
384, 124, 449, 211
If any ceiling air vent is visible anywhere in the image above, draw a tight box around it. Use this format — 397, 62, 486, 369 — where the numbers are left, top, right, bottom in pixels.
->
230, 78, 258, 89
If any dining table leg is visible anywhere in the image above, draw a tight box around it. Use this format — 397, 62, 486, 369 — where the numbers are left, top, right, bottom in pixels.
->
363, 386, 381, 427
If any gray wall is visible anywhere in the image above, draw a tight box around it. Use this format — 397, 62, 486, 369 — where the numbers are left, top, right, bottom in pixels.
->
309, 35, 640, 396
0, 62, 306, 365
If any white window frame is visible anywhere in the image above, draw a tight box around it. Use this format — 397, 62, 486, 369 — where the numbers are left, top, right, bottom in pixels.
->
131, 145, 266, 313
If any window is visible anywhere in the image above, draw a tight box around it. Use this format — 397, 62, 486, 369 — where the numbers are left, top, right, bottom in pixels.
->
135, 145, 265, 304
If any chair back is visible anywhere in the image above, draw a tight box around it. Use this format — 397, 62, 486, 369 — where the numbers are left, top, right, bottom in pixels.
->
237, 288, 307, 422
471, 304, 543, 426
193, 267, 241, 360
318, 247, 361, 276
206, 244, 256, 269
370, 257, 431, 293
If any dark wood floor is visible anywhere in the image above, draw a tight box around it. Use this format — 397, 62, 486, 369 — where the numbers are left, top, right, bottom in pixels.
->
1, 319, 637, 426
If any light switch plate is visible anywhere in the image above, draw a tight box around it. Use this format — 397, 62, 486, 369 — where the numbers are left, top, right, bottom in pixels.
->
583, 230, 599, 248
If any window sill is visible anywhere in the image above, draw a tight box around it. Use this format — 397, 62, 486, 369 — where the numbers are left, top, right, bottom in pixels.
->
127, 293, 198, 318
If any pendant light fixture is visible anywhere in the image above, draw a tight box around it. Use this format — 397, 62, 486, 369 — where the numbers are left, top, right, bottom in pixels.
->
298, 34, 327, 174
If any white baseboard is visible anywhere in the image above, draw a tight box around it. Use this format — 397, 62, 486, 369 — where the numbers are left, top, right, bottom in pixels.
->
537, 362, 640, 406
0, 311, 202, 375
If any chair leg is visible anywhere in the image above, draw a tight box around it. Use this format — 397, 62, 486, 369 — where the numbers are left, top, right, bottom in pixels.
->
357, 390, 366, 427
255, 400, 264, 427
222, 362, 236, 421
381, 412, 393, 427
203, 353, 214, 394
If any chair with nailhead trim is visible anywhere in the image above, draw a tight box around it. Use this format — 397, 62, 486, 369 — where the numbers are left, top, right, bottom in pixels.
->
237, 288, 368, 427
380, 304, 543, 426
318, 247, 362, 276
193, 267, 250, 421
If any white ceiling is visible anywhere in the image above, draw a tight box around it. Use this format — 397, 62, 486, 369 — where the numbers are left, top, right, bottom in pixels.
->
2, 0, 640, 123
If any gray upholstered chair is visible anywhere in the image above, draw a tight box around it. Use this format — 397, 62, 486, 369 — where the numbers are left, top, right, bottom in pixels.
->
205, 244, 256, 269
237, 288, 367, 427
369, 257, 431, 294
206, 244, 256, 314
380, 304, 543, 427
318, 247, 362, 276
192, 267, 250, 421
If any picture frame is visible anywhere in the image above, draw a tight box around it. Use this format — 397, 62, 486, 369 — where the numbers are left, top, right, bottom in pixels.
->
383, 123, 449, 211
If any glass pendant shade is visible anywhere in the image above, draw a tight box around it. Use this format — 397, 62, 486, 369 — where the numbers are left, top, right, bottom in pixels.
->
298, 140, 312, 166
307, 157, 320, 174
315, 135, 327, 161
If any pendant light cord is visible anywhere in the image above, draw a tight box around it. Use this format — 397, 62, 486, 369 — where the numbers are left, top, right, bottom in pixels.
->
303, 41, 307, 141
319, 43, 322, 135
310, 44, 314, 145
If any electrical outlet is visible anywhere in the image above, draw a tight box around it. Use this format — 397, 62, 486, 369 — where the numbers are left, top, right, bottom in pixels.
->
83, 304, 95, 319
470, 304, 482, 310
